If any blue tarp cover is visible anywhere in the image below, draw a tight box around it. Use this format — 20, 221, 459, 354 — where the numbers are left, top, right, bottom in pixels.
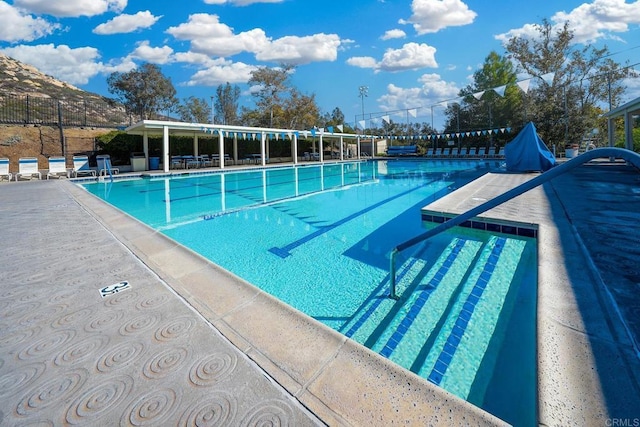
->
504, 122, 556, 172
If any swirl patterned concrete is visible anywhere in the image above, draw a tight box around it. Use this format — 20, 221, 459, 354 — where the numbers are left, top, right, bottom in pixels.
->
0, 181, 322, 426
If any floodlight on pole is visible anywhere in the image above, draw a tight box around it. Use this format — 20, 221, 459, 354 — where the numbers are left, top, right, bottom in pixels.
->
359, 86, 368, 118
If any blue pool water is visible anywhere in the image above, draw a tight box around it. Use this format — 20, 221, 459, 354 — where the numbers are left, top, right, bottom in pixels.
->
80, 160, 537, 426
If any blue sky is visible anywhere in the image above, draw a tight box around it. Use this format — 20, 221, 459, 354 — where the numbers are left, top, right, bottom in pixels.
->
1, 0, 639, 130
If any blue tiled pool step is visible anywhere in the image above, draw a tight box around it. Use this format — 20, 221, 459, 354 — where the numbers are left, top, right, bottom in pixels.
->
363, 237, 484, 357
426, 237, 507, 386
379, 239, 467, 358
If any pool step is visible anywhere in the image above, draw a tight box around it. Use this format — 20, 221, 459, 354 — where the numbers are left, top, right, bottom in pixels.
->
346, 233, 527, 402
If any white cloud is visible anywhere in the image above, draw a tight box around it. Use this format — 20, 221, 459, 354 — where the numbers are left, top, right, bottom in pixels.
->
0, 1, 59, 42
400, 0, 477, 35
13, 0, 127, 18
166, 14, 269, 57
129, 41, 173, 64
185, 60, 258, 86
378, 73, 460, 112
381, 29, 406, 40
167, 13, 342, 64
203, 0, 284, 5
496, 0, 640, 45
379, 42, 437, 72
0, 43, 135, 85
346, 42, 438, 72
346, 56, 378, 69
255, 33, 341, 65
93, 11, 161, 35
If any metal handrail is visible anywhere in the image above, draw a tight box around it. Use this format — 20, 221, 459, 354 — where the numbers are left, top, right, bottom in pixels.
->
388, 148, 640, 299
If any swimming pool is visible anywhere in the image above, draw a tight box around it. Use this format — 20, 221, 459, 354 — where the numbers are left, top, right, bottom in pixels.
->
80, 160, 536, 426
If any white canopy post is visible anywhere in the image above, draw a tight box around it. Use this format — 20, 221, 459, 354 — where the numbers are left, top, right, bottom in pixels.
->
340, 136, 344, 161
143, 131, 149, 169
233, 134, 238, 164
162, 125, 169, 172
193, 134, 199, 157
218, 129, 225, 169
260, 132, 267, 166
292, 132, 298, 165
319, 132, 324, 162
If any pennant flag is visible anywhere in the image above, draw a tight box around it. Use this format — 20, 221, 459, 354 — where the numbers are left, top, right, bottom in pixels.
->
327, 126, 334, 133
516, 79, 531, 93
472, 90, 485, 100
358, 120, 366, 129
337, 124, 343, 132
540, 72, 555, 85
466, 132, 471, 137
408, 108, 417, 118
506, 127, 511, 133
311, 128, 316, 137
493, 85, 506, 97
381, 115, 390, 124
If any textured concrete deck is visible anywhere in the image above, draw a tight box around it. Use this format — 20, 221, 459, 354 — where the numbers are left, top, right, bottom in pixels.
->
1, 160, 639, 426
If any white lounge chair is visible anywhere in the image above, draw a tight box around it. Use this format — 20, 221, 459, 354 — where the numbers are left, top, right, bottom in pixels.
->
15, 157, 41, 181
0, 157, 12, 181
46, 156, 69, 179
72, 155, 96, 177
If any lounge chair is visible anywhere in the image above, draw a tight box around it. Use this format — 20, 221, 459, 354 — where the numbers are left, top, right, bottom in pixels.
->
477, 147, 486, 158
487, 147, 496, 158
15, 157, 41, 181
425, 148, 434, 157
0, 157, 12, 181
498, 147, 505, 158
72, 155, 96, 177
442, 148, 450, 157
468, 147, 477, 157
434, 148, 442, 157
457, 147, 468, 158
96, 154, 119, 176
46, 156, 69, 179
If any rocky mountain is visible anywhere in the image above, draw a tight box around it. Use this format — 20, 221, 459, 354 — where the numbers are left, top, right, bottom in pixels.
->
0, 53, 109, 103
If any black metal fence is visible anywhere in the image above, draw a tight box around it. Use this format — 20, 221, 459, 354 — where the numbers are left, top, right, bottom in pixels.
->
0, 95, 143, 128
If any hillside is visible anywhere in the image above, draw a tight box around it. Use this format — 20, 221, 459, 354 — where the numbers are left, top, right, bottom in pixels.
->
0, 53, 108, 103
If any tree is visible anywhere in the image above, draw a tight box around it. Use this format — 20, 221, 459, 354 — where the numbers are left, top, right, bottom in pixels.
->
176, 96, 210, 123
107, 63, 177, 120
505, 19, 636, 149
214, 83, 240, 125
444, 51, 520, 147
243, 64, 321, 128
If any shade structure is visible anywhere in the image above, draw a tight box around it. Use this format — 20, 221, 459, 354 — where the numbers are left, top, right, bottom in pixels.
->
504, 122, 556, 172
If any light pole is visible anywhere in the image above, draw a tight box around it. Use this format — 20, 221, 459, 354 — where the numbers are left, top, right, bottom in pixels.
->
210, 96, 215, 124
359, 86, 368, 120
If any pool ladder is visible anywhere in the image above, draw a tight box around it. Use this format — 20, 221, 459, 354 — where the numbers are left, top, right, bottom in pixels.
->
388, 148, 640, 299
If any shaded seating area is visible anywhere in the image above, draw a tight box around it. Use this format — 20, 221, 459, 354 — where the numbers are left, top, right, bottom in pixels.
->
386, 145, 417, 156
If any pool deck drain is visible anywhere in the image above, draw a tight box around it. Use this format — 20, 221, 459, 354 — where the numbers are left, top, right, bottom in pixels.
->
1, 161, 639, 425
